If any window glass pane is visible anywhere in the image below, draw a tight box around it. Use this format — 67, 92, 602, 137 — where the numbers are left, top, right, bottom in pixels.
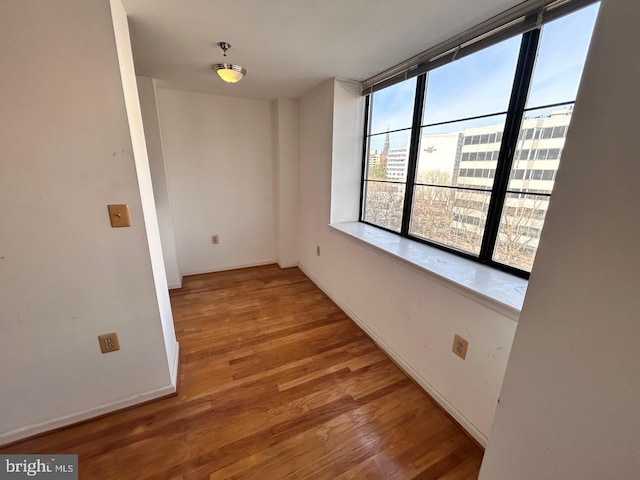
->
552, 126, 566, 138
366, 131, 412, 181
493, 193, 550, 271
422, 36, 521, 125
370, 78, 417, 134
512, 169, 525, 180
410, 187, 491, 255
361, 3, 598, 276
508, 105, 573, 194
526, 4, 599, 108
416, 114, 506, 189
363, 181, 406, 232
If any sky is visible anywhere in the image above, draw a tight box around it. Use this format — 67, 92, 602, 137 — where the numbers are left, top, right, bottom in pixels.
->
369, 3, 600, 150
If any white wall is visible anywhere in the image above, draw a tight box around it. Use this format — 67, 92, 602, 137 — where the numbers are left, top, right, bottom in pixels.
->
111, 0, 178, 380
331, 80, 364, 223
272, 99, 300, 268
479, 1, 640, 478
0, 0, 176, 444
156, 89, 276, 275
297, 79, 517, 444
137, 76, 182, 288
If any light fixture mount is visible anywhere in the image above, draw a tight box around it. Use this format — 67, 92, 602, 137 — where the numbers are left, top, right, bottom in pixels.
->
218, 41, 231, 56
213, 41, 246, 84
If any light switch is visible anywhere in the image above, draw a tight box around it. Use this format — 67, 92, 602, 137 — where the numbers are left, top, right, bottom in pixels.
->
107, 204, 131, 228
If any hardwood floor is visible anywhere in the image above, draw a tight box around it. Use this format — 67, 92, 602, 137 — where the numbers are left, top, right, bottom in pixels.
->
1, 265, 483, 479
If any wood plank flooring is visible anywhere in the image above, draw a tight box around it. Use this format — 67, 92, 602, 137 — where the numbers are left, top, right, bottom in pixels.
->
1, 265, 483, 479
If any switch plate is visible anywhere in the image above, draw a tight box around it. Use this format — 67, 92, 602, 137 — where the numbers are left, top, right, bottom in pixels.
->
452, 334, 469, 360
107, 204, 131, 228
211, 235, 219, 245
98, 332, 120, 354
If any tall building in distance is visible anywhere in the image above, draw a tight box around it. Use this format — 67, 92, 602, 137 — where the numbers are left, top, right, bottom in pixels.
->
454, 109, 571, 270
386, 144, 410, 180
457, 109, 570, 191
416, 132, 463, 180
366, 108, 573, 271
368, 148, 380, 170
380, 129, 390, 167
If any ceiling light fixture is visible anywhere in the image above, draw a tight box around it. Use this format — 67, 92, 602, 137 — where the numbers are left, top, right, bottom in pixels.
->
212, 42, 246, 84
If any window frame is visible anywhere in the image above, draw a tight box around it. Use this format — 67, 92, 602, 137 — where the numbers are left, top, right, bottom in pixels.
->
359, 29, 543, 279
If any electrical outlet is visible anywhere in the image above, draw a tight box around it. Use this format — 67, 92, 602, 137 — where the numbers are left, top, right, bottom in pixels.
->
98, 332, 120, 354
316, 245, 320, 256
452, 334, 469, 360
211, 235, 219, 245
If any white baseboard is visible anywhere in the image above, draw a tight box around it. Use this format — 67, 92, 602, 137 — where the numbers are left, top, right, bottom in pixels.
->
277, 261, 299, 269
182, 260, 278, 276
1, 382, 177, 446
167, 273, 183, 290
298, 263, 488, 447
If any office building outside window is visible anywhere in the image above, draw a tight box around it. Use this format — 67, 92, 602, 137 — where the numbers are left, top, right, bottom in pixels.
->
361, 3, 599, 277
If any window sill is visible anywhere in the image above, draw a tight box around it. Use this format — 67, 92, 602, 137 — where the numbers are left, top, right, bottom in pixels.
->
328, 222, 527, 321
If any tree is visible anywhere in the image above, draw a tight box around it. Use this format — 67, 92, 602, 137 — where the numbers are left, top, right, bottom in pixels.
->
364, 169, 549, 272
492, 194, 548, 271
363, 181, 404, 231
368, 161, 388, 181
409, 170, 486, 253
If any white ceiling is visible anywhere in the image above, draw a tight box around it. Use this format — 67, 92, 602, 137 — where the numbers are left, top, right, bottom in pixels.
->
121, 0, 526, 101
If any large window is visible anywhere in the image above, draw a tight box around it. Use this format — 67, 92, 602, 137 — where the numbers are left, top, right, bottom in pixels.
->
361, 3, 599, 277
